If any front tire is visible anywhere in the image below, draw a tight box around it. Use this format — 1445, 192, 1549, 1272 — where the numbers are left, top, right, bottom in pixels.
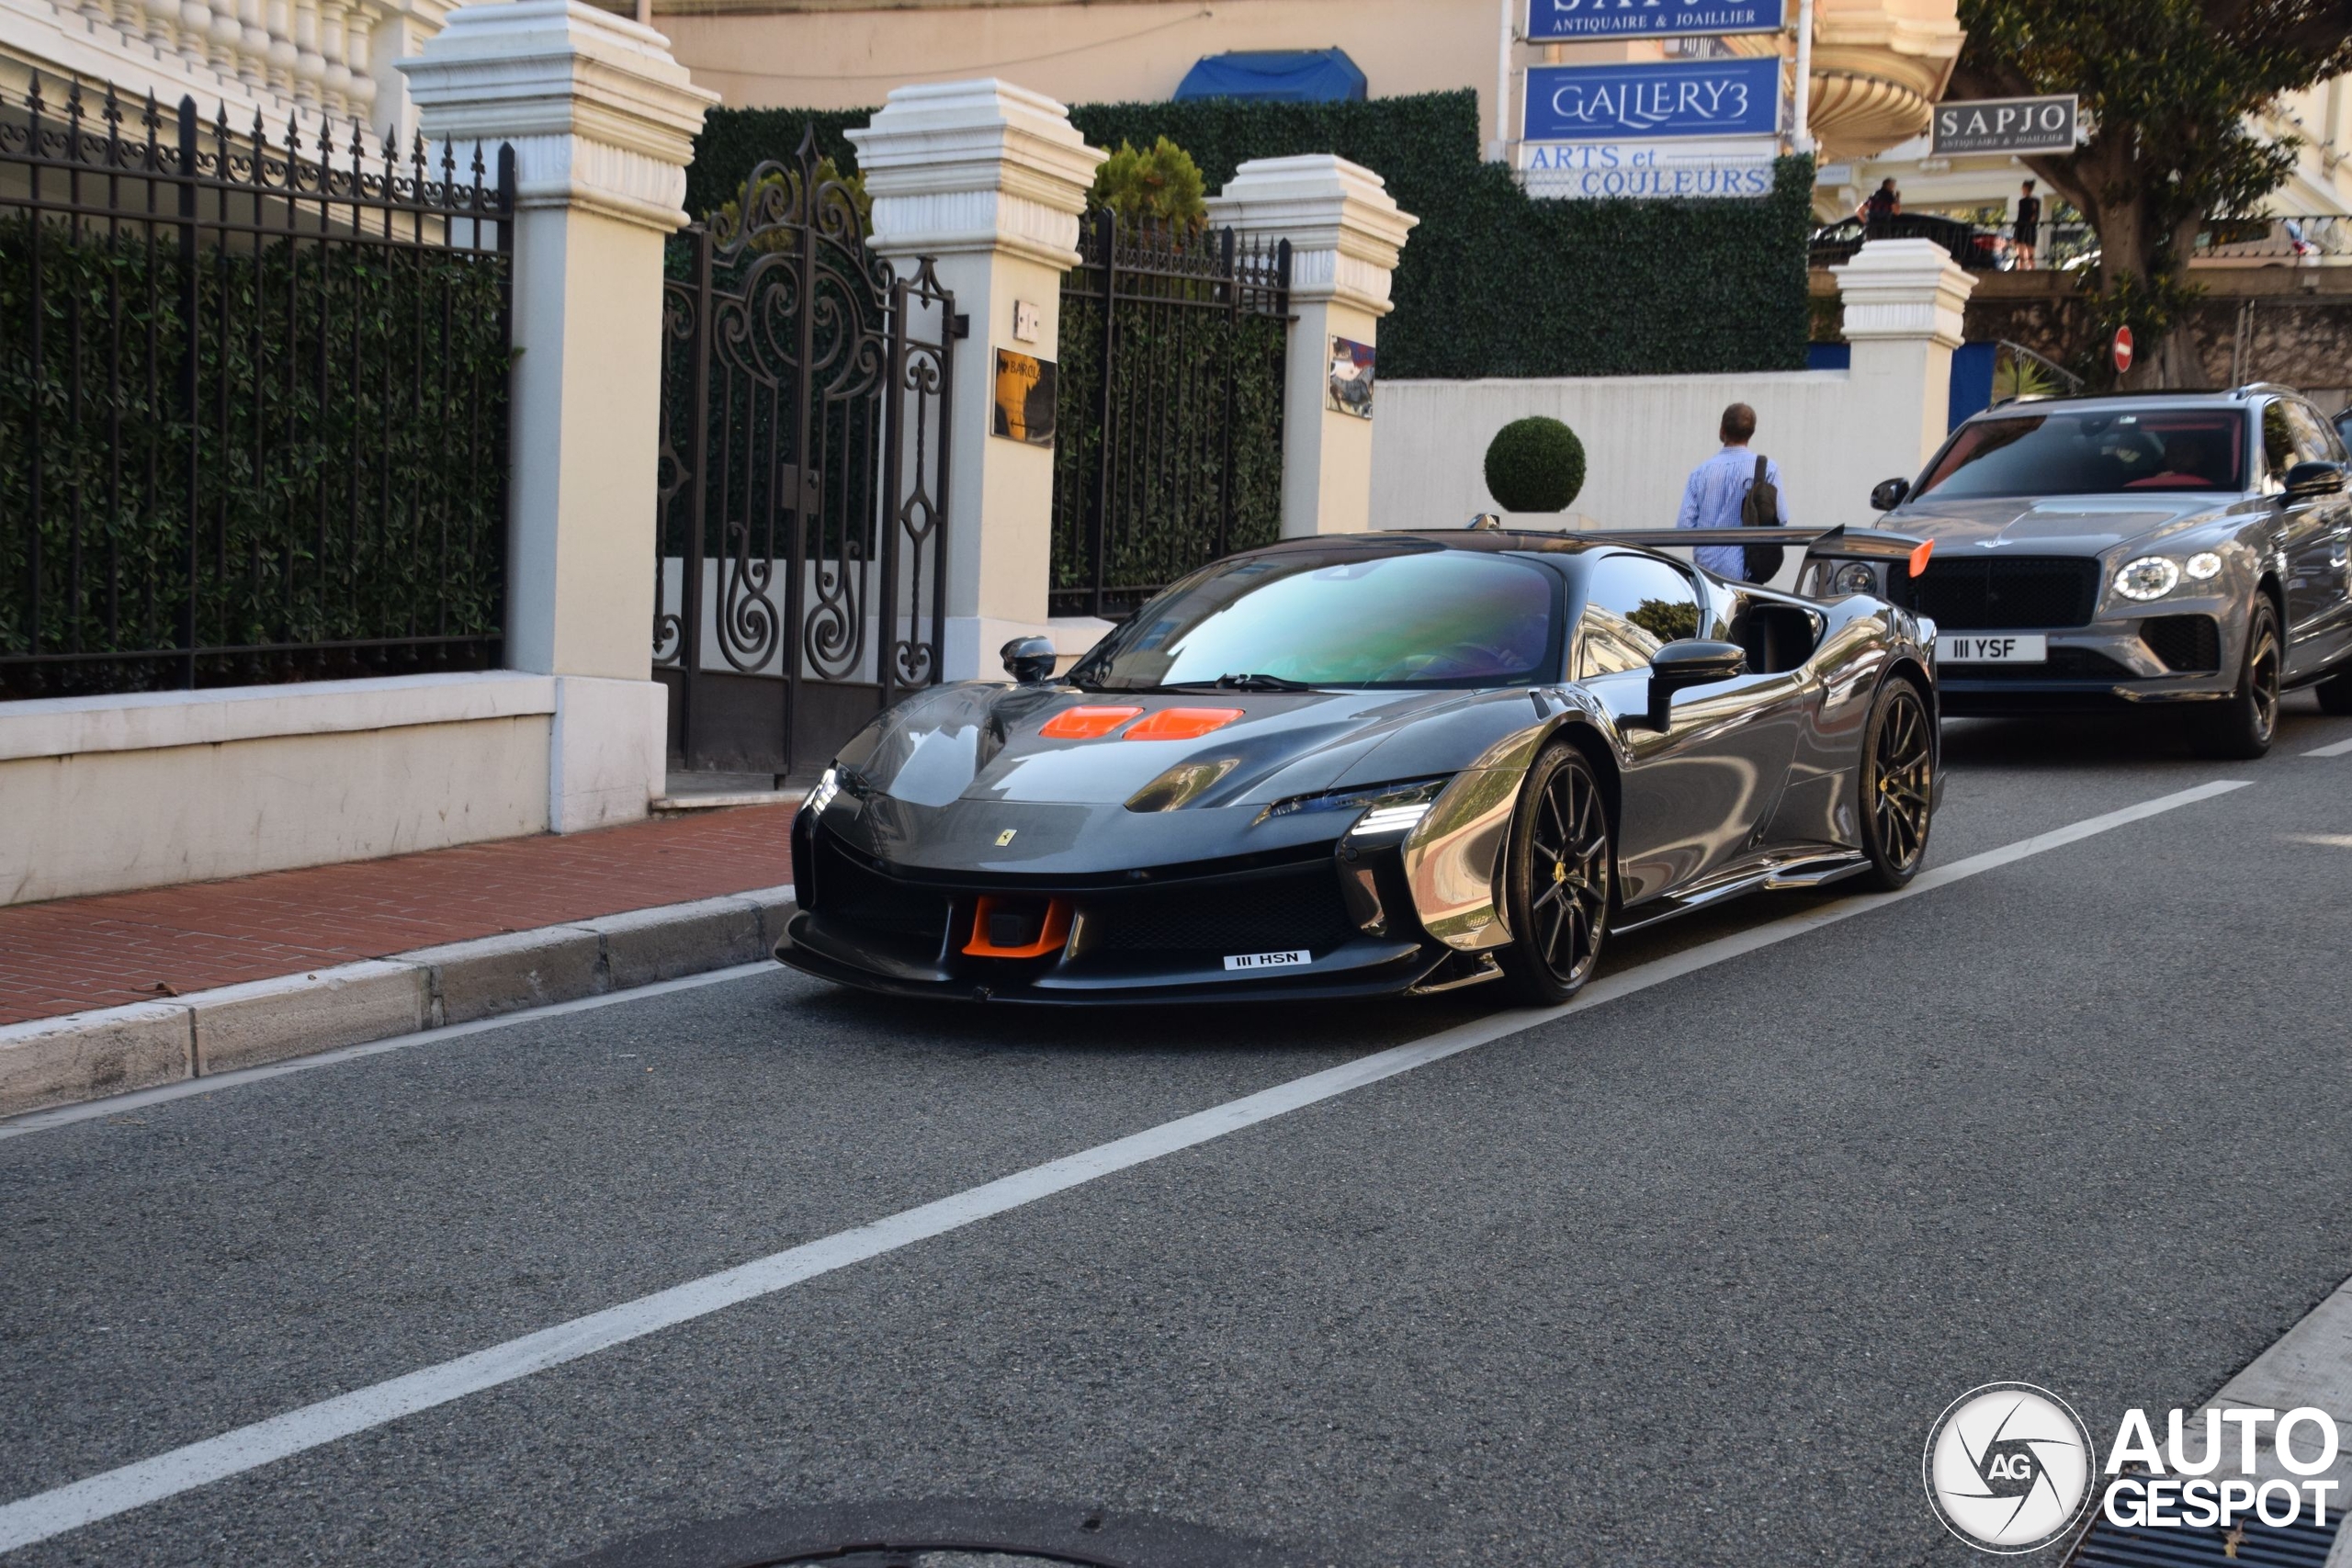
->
1858, 677, 1933, 891
2315, 660, 2352, 716
1497, 742, 1613, 1007
2189, 599, 2282, 759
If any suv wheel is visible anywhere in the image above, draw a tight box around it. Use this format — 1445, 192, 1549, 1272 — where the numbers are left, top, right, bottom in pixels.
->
2189, 599, 2282, 759
2317, 660, 2352, 716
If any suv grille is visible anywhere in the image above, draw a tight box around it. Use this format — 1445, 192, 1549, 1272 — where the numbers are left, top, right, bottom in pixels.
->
2143, 614, 2222, 673
1906, 557, 2102, 629
1082, 863, 1354, 956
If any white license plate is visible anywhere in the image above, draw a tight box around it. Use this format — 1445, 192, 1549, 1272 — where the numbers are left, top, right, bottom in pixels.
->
1939, 633, 2048, 664
1224, 950, 1310, 972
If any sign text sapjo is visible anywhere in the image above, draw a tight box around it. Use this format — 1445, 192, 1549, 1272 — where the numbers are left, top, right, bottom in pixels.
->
1522, 59, 1783, 141
1526, 0, 1786, 42
1930, 95, 2078, 156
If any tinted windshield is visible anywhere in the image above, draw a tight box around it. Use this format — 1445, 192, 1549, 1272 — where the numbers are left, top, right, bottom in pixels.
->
1075, 548, 1560, 691
1917, 409, 2248, 498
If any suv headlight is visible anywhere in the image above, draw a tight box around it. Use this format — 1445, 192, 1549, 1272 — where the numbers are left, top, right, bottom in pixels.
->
1828, 560, 1880, 596
2113, 556, 2181, 602
2184, 551, 2223, 581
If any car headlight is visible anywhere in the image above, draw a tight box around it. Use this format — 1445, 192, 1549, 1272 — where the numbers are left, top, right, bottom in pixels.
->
1261, 776, 1451, 836
2184, 551, 2223, 581
1828, 560, 1880, 596
805, 767, 841, 817
2113, 556, 2181, 602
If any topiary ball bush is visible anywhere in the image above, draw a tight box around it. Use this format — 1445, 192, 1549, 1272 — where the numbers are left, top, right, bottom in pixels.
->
1483, 416, 1586, 513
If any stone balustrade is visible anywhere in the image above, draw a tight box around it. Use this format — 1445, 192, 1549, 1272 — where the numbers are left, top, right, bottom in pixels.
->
11, 0, 453, 139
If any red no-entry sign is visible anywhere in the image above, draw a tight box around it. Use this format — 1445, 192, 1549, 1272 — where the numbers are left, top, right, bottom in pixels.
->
2112, 326, 2135, 374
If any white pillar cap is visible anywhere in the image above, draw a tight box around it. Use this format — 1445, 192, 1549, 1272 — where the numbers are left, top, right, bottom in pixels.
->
1205, 154, 1417, 314
847, 79, 1106, 267
1829, 237, 1977, 348
397, 0, 716, 231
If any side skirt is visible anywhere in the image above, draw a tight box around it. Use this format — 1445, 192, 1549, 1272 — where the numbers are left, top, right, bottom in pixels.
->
1614, 851, 1869, 935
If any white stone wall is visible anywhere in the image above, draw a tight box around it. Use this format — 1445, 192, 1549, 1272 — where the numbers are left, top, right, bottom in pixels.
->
1369, 370, 1889, 545
0, 674, 556, 905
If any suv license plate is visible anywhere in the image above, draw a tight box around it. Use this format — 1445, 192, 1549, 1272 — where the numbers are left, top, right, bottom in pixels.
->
1939, 633, 2047, 663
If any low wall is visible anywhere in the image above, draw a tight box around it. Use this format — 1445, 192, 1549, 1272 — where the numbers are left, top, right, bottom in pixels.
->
1370, 371, 1896, 547
0, 673, 564, 907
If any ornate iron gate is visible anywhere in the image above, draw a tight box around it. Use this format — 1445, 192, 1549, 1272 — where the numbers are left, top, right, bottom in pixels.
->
655, 134, 955, 778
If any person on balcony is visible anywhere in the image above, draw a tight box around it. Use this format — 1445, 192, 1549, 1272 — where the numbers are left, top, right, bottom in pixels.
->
2014, 181, 2041, 270
1862, 178, 1901, 237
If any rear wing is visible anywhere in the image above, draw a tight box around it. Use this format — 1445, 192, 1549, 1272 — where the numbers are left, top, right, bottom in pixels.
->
1560, 524, 1936, 582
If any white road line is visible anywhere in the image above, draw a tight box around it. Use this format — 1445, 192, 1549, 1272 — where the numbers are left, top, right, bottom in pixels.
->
0, 778, 2251, 1554
0, 964, 779, 1144
2304, 736, 2352, 758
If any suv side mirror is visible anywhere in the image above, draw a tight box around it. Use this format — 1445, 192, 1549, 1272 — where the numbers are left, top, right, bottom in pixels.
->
1001, 636, 1058, 683
1870, 477, 1912, 512
1631, 639, 1748, 731
2284, 459, 2346, 500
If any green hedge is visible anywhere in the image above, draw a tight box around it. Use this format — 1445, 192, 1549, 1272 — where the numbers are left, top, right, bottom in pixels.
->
687, 90, 1813, 380
1, 220, 509, 697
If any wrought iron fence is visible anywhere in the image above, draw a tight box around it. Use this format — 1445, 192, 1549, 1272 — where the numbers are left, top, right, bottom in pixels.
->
0, 81, 514, 700
1050, 210, 1291, 622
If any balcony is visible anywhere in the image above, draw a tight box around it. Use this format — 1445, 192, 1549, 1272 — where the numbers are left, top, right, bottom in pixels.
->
0, 0, 451, 141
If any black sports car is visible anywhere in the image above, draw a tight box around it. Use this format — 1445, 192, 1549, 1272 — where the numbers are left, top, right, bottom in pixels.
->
776, 525, 1941, 1007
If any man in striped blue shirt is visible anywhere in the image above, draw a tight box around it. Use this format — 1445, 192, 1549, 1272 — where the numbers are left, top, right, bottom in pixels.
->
1675, 401, 1789, 581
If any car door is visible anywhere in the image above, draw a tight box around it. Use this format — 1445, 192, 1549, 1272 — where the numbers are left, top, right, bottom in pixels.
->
1575, 553, 1805, 904
2272, 399, 2352, 674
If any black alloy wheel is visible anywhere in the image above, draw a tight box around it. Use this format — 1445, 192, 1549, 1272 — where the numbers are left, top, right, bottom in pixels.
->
2190, 598, 2282, 758
1859, 677, 1933, 891
1499, 742, 1613, 1006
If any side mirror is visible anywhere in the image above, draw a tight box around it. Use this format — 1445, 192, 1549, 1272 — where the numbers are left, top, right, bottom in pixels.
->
2284, 459, 2346, 500
1632, 639, 1748, 731
1870, 477, 1912, 512
1001, 636, 1058, 684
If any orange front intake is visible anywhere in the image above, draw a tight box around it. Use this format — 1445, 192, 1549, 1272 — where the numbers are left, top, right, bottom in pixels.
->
1123, 706, 1244, 741
962, 895, 1073, 958
1039, 705, 1143, 739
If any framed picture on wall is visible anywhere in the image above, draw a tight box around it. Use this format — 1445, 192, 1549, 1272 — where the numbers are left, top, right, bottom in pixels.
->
1328, 337, 1375, 419
993, 349, 1058, 445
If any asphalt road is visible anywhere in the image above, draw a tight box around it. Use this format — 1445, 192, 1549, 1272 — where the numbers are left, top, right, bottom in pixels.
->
6, 697, 2352, 1567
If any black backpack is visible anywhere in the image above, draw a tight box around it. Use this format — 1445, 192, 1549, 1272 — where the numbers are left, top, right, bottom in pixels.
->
1738, 455, 1784, 583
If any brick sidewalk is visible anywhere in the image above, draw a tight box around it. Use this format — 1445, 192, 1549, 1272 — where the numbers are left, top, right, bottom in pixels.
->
0, 807, 796, 1026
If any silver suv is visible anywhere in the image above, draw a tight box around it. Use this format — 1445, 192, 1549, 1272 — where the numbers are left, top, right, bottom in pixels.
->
1852, 385, 2352, 757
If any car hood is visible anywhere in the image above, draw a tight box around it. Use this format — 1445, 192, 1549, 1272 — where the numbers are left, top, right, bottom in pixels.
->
1890, 493, 2240, 555
821, 681, 1555, 874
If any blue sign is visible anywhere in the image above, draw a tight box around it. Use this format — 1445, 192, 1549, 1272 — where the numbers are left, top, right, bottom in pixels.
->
1528, 0, 1786, 40
1522, 59, 1782, 141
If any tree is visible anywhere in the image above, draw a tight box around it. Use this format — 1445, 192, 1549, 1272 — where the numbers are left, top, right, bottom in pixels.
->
1089, 137, 1208, 236
1951, 0, 2352, 384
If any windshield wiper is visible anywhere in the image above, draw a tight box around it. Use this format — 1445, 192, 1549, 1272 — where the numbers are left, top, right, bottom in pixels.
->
1169, 672, 1317, 692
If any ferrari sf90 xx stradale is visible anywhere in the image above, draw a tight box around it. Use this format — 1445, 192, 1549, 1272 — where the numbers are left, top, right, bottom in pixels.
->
776, 525, 1942, 1006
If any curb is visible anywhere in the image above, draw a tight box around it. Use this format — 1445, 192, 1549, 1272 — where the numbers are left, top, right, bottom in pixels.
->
0, 884, 794, 1119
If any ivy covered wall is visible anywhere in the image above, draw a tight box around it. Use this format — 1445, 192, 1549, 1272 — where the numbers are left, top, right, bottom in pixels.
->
685, 91, 1813, 380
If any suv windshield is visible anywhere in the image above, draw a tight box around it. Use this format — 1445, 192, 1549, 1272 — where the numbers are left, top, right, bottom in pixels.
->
1917, 409, 2249, 498
1073, 547, 1560, 691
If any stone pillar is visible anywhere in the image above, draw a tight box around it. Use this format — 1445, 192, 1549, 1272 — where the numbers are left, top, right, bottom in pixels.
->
1206, 155, 1416, 537
848, 80, 1105, 682
1829, 237, 1978, 474
400, 1, 715, 830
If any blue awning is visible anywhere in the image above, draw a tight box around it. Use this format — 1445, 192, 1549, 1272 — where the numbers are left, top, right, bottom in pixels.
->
1173, 48, 1368, 104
